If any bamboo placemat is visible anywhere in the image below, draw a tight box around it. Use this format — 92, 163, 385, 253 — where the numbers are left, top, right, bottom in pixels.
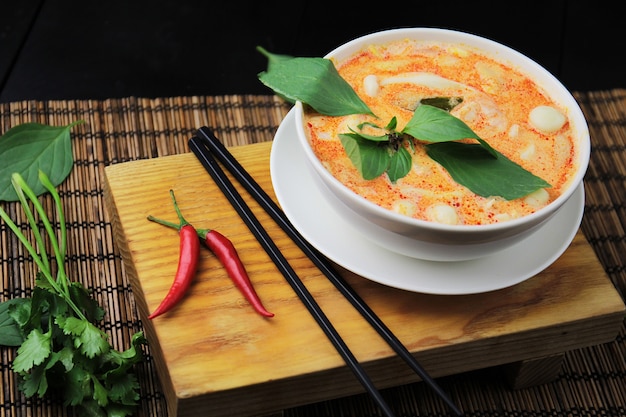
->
1, 91, 625, 417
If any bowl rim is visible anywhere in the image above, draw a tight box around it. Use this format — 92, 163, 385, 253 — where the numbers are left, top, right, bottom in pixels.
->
294, 27, 590, 233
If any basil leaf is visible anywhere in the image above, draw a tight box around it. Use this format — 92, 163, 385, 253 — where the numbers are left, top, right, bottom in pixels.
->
385, 117, 398, 131
257, 47, 374, 116
348, 125, 389, 142
0, 121, 83, 201
403, 105, 497, 157
426, 142, 552, 200
340, 133, 390, 180
387, 146, 413, 183
420, 96, 463, 111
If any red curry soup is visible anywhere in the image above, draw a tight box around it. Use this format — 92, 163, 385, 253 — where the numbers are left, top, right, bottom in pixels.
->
303, 39, 578, 226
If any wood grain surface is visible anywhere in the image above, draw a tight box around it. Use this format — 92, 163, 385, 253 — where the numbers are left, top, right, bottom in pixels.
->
103, 141, 625, 417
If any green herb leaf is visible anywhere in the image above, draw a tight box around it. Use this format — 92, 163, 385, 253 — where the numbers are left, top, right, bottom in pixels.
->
58, 317, 109, 359
0, 121, 83, 202
1, 153, 147, 416
420, 96, 463, 111
19, 359, 50, 397
92, 375, 109, 407
57, 345, 75, 372
105, 372, 142, 405
69, 282, 105, 322
256, 48, 553, 199
79, 323, 110, 358
387, 146, 413, 183
257, 47, 374, 116
402, 105, 497, 157
105, 332, 147, 370
350, 123, 389, 142
426, 142, 552, 199
340, 133, 391, 180
65, 366, 91, 406
13, 328, 52, 373
0, 299, 27, 346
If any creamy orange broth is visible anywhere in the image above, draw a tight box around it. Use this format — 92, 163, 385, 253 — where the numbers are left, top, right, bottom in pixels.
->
303, 39, 577, 225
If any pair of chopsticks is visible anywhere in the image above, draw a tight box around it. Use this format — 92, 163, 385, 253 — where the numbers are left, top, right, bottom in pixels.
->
189, 127, 463, 417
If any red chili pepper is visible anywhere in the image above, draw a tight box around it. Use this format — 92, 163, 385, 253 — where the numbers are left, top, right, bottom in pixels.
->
147, 190, 201, 319
196, 228, 274, 318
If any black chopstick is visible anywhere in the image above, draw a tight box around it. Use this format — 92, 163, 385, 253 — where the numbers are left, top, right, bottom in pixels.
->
188, 136, 397, 417
193, 127, 463, 416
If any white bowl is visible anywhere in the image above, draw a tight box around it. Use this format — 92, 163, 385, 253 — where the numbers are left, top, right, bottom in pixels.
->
293, 28, 590, 261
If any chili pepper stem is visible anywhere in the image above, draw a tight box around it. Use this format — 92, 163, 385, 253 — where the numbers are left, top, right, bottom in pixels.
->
146, 189, 200, 319
199, 228, 274, 318
147, 190, 274, 319
146, 215, 180, 230
147, 189, 192, 231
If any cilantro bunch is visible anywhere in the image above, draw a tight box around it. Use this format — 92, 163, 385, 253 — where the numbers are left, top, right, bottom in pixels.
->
0, 171, 146, 417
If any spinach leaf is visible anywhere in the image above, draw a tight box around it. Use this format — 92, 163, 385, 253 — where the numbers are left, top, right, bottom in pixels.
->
426, 142, 552, 199
257, 47, 374, 116
0, 121, 83, 201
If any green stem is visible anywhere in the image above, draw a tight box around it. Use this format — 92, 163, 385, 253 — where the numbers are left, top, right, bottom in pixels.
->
0, 206, 55, 283
146, 215, 179, 230
39, 171, 67, 280
11, 176, 50, 272
12, 173, 67, 291
169, 189, 191, 227
146, 189, 192, 231
6, 173, 87, 322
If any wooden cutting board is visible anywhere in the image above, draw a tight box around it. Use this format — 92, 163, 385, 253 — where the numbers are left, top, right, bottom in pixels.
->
103, 141, 625, 417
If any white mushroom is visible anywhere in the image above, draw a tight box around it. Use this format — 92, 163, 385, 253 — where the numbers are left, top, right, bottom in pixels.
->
524, 188, 550, 208
529, 105, 567, 133
426, 204, 459, 225
363, 75, 379, 97
508, 123, 520, 138
520, 142, 536, 160
392, 200, 417, 217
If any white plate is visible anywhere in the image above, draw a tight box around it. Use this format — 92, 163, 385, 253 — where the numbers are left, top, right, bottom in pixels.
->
269, 109, 585, 295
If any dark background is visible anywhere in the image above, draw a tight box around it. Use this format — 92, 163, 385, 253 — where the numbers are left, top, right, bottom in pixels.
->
0, 1, 622, 103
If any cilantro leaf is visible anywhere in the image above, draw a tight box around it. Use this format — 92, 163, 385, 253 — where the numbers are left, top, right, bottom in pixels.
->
13, 328, 52, 373
79, 323, 111, 358
0, 299, 27, 346
69, 282, 105, 322
65, 366, 91, 406
58, 317, 110, 358
57, 345, 76, 371
92, 375, 109, 407
76, 399, 109, 417
19, 360, 49, 397
1, 141, 147, 417
106, 372, 142, 405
